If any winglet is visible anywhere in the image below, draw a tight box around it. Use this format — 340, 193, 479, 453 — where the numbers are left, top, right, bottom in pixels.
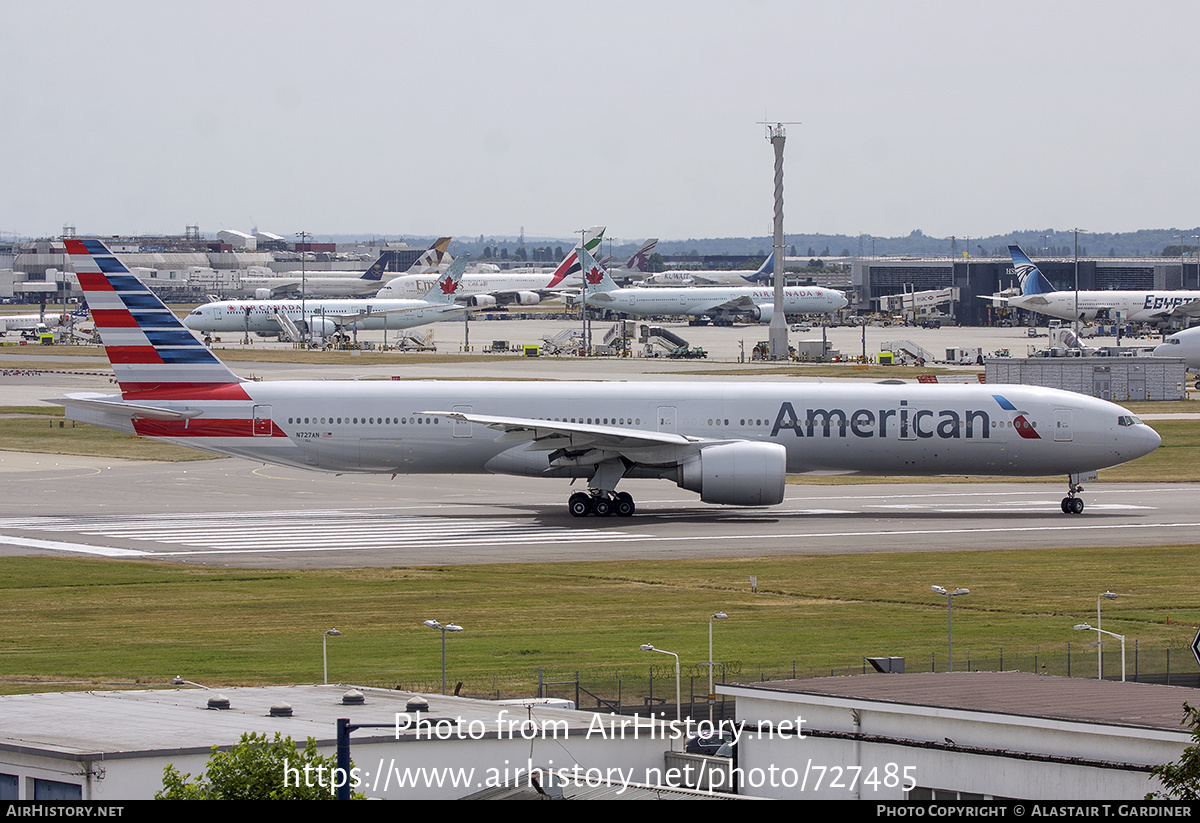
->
66, 238, 244, 395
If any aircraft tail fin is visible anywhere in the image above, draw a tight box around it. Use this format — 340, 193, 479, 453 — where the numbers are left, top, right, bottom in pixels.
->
624, 238, 658, 272
546, 226, 606, 288
578, 246, 618, 294
408, 237, 453, 274
359, 251, 390, 281
419, 254, 469, 303
741, 252, 775, 283
1009, 245, 1056, 296
66, 239, 243, 395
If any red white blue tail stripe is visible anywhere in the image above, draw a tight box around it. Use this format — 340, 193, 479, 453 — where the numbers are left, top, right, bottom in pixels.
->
66, 238, 244, 396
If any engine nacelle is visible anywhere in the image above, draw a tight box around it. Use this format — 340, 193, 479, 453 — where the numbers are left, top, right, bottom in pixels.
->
750, 303, 774, 324
677, 441, 786, 506
513, 291, 541, 306
255, 288, 273, 300
305, 317, 340, 338
469, 294, 498, 309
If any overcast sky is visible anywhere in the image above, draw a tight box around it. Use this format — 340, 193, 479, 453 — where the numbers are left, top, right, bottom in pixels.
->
5, 1, 1198, 244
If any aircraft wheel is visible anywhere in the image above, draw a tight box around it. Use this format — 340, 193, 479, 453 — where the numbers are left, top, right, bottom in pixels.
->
615, 492, 635, 517
1061, 498, 1071, 514
592, 496, 614, 518
1070, 497, 1084, 514
569, 493, 592, 518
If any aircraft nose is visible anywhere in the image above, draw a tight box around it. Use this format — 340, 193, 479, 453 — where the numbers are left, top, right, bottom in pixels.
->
1143, 424, 1162, 456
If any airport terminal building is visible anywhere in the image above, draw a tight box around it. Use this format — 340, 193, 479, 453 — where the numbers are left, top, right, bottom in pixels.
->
852, 256, 1200, 324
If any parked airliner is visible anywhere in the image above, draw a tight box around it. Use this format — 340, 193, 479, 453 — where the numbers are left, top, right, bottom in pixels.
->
60, 239, 1160, 518
183, 256, 468, 338
990, 245, 1200, 325
580, 248, 847, 324
236, 238, 452, 299
640, 252, 775, 287
1154, 327, 1200, 369
375, 228, 605, 308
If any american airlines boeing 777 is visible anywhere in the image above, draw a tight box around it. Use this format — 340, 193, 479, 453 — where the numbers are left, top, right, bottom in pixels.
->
60, 239, 1160, 518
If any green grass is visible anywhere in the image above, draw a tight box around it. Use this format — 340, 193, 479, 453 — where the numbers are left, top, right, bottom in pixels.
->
0, 408, 218, 461
0, 548, 1194, 695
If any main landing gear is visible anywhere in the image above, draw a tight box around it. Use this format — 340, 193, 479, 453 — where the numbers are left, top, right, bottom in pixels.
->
1061, 477, 1085, 515
568, 490, 636, 518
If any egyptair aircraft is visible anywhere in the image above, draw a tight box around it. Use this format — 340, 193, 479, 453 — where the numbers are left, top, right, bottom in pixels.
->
989, 245, 1200, 326
182, 255, 468, 339
60, 239, 1160, 518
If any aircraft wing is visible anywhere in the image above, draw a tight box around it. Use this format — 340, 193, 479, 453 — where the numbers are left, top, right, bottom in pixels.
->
1154, 300, 1200, 320
423, 410, 721, 467
704, 295, 759, 315
327, 304, 467, 327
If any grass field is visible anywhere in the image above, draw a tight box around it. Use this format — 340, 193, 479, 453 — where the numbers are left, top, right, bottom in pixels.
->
0, 547, 1195, 696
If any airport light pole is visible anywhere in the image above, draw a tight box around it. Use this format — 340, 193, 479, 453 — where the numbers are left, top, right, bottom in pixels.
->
707, 611, 727, 724
1073, 228, 1084, 339
931, 585, 969, 671
296, 231, 311, 347
1096, 591, 1117, 680
1075, 623, 1125, 682
641, 644, 681, 724
323, 628, 341, 685
424, 620, 463, 694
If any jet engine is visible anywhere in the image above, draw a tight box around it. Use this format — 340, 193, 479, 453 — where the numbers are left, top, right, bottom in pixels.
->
255, 288, 273, 300
513, 291, 541, 305
677, 441, 787, 506
750, 303, 774, 324
468, 294, 498, 308
304, 317, 340, 338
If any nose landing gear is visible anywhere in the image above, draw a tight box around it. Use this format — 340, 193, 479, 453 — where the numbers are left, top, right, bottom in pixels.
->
1061, 474, 1088, 514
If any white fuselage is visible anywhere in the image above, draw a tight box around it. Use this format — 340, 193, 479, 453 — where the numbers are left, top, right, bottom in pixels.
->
235, 273, 385, 298
587, 285, 847, 320
68, 381, 1160, 483
376, 271, 575, 302
1010, 290, 1200, 324
1154, 326, 1200, 368
183, 298, 459, 335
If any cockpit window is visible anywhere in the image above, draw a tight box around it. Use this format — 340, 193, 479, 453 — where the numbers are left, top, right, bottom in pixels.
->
1117, 415, 1142, 427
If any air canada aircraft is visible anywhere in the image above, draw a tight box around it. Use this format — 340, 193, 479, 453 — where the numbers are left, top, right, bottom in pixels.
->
60, 239, 1161, 518
182, 256, 468, 338
989, 245, 1200, 326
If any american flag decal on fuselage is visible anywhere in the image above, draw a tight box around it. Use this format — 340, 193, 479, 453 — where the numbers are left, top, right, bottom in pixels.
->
66, 238, 245, 396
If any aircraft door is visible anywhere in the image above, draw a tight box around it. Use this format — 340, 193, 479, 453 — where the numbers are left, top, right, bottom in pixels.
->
657, 406, 676, 433
252, 405, 273, 436
453, 405, 472, 438
1054, 409, 1073, 442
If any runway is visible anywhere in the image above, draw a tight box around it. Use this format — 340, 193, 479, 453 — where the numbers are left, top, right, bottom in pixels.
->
0, 453, 1193, 567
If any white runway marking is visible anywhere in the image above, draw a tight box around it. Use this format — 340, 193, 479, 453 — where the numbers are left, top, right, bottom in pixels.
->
0, 511, 652, 557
